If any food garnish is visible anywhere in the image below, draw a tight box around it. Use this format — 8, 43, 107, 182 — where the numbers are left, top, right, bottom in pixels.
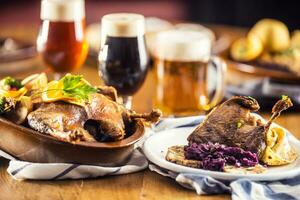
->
22, 73, 48, 92
281, 95, 288, 101
61, 75, 97, 101
41, 75, 97, 106
3, 76, 23, 90
0, 77, 27, 100
236, 119, 244, 128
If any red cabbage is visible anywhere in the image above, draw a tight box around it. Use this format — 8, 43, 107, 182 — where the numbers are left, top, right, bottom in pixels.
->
184, 142, 259, 172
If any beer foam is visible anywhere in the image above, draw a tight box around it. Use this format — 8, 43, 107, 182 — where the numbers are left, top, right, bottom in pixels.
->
41, 0, 85, 22
155, 30, 211, 62
101, 13, 145, 37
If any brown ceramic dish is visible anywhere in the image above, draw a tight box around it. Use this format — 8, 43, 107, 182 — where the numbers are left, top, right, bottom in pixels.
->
0, 117, 145, 166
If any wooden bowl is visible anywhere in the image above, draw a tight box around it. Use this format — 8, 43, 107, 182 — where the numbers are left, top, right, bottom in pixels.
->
0, 118, 145, 166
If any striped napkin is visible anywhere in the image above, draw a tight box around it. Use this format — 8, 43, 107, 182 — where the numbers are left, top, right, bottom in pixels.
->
0, 146, 148, 180
150, 116, 300, 200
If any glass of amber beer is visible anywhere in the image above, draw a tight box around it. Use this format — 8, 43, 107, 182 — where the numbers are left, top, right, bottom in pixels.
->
37, 0, 88, 79
153, 30, 226, 116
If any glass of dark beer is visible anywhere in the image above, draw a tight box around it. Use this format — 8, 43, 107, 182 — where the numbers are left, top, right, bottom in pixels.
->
98, 13, 148, 109
37, 0, 88, 79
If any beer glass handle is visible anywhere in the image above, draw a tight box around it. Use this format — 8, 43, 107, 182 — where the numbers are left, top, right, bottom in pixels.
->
206, 56, 227, 109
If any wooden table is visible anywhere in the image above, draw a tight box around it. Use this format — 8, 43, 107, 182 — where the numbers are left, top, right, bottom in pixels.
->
0, 25, 299, 200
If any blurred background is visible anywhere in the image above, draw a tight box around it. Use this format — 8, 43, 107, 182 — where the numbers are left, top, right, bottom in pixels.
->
0, 0, 299, 112
0, 0, 299, 29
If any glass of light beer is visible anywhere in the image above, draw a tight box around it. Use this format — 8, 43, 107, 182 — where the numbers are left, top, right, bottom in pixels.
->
153, 30, 226, 116
37, 0, 88, 79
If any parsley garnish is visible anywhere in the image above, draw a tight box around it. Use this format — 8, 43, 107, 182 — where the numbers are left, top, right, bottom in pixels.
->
3, 76, 23, 89
237, 119, 244, 128
61, 75, 97, 101
247, 96, 255, 101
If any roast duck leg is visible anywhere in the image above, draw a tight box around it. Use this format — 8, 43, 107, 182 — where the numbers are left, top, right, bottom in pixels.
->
27, 86, 161, 142
187, 96, 292, 157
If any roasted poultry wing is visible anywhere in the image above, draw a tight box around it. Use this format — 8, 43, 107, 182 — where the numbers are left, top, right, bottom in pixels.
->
188, 96, 293, 157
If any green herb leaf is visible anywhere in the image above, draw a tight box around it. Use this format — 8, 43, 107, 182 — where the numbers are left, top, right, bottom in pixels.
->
3, 77, 23, 89
61, 75, 97, 101
237, 119, 244, 128
247, 96, 256, 102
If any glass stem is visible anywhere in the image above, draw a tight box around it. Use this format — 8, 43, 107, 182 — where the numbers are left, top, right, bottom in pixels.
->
122, 96, 132, 109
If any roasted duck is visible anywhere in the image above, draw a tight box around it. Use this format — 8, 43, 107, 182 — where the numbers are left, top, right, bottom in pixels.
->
166, 96, 296, 172
188, 96, 292, 157
28, 92, 161, 142
0, 74, 161, 143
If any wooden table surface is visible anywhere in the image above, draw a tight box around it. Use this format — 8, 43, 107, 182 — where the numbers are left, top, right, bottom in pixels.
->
0, 24, 299, 200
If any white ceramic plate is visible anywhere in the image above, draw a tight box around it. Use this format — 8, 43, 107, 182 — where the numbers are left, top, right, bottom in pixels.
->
143, 123, 300, 181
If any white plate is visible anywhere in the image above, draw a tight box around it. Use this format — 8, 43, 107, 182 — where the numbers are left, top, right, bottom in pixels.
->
143, 123, 300, 181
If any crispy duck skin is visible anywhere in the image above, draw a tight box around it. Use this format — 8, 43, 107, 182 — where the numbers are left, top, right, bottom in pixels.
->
27, 102, 95, 142
27, 87, 162, 142
187, 96, 292, 157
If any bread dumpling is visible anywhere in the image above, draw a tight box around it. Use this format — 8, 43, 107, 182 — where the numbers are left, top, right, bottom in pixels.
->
249, 19, 290, 52
262, 126, 297, 165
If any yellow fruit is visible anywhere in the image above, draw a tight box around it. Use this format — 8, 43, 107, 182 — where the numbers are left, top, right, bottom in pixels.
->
249, 19, 290, 52
42, 80, 85, 106
42, 81, 65, 102
230, 35, 263, 62
1, 87, 28, 100
22, 73, 48, 91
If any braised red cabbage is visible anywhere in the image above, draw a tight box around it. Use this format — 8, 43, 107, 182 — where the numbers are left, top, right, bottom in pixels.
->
184, 142, 259, 172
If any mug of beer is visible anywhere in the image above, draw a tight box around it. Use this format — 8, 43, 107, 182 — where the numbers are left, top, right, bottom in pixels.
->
153, 30, 226, 116
37, 0, 88, 79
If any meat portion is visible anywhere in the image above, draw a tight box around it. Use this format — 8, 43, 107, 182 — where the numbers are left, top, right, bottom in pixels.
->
27, 102, 95, 142
85, 93, 126, 140
188, 96, 292, 157
28, 91, 162, 142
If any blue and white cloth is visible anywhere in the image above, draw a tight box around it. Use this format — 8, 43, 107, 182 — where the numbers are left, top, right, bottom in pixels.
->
0, 147, 148, 180
150, 116, 300, 200
1, 116, 300, 200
